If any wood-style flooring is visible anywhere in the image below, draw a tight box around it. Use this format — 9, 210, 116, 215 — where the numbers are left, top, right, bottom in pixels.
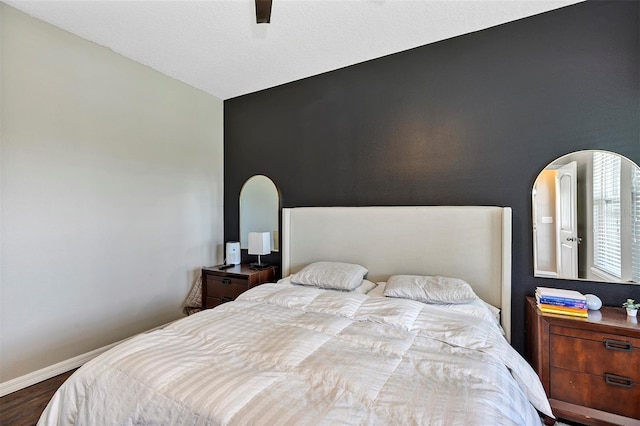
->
0, 370, 76, 426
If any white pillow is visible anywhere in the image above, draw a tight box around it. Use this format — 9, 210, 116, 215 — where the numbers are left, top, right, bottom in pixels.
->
367, 282, 387, 297
438, 300, 500, 324
279, 275, 376, 294
289, 262, 368, 291
383, 275, 477, 304
354, 280, 378, 294
276, 276, 291, 285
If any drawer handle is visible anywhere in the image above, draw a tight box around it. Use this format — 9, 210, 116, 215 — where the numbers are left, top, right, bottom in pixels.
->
221, 278, 231, 285
604, 339, 632, 352
605, 373, 633, 389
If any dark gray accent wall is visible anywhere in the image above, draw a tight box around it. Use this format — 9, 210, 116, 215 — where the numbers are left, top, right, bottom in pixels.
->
224, 1, 640, 354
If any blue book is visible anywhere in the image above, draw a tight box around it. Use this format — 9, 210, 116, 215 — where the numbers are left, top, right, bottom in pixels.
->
536, 296, 587, 308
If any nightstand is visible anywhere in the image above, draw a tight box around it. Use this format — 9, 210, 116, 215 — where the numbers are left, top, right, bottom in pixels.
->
201, 264, 276, 309
525, 297, 640, 425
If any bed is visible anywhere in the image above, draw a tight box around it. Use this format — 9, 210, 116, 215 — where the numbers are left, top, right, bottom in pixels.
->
38, 206, 553, 425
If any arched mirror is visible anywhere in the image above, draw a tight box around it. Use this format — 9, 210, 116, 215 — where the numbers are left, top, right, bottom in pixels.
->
532, 150, 640, 284
240, 175, 279, 252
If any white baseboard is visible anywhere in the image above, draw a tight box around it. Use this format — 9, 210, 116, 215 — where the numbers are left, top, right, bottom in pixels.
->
0, 340, 121, 397
0, 320, 177, 397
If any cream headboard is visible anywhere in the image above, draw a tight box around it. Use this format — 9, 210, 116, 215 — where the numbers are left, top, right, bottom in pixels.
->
281, 206, 512, 341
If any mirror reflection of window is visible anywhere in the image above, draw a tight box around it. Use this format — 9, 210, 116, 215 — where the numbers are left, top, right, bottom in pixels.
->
239, 175, 279, 252
592, 152, 621, 279
532, 150, 640, 284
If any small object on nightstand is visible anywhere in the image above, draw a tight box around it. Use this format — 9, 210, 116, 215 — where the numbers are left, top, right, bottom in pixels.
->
248, 231, 271, 270
585, 294, 602, 310
623, 298, 640, 317
225, 241, 241, 265
622, 299, 640, 317
217, 264, 234, 270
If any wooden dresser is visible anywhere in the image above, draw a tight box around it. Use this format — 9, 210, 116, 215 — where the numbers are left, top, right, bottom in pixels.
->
201, 264, 276, 309
526, 297, 640, 425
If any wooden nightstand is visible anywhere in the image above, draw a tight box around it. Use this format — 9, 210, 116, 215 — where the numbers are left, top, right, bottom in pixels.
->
525, 297, 640, 425
201, 264, 276, 309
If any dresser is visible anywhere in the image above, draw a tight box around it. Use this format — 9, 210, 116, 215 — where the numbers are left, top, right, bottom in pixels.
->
201, 264, 276, 309
526, 297, 640, 425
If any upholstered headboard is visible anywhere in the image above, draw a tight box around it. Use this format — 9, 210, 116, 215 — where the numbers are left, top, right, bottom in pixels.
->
281, 206, 512, 341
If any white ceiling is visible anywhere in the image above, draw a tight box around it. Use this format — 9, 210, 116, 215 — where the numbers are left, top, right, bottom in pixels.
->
6, 0, 583, 100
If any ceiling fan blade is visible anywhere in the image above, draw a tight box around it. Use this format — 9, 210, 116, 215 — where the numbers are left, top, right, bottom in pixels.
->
255, 0, 272, 24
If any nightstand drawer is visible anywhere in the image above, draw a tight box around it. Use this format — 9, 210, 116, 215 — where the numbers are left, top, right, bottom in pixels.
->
550, 334, 640, 380
206, 276, 248, 299
551, 367, 640, 419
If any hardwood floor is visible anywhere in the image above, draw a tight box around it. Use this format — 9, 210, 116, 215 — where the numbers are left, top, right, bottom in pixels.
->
0, 370, 76, 426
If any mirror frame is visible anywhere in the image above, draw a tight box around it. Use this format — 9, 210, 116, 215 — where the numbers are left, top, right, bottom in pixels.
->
532, 150, 640, 285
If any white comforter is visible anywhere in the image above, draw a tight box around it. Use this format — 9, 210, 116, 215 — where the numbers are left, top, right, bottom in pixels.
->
39, 284, 552, 425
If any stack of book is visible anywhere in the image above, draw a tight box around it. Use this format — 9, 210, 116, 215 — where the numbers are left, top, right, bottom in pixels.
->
535, 287, 588, 318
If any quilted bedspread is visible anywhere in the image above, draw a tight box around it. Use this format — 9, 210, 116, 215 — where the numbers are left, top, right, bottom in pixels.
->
38, 284, 552, 425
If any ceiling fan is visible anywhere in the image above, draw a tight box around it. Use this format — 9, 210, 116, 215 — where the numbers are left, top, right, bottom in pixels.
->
255, 0, 273, 23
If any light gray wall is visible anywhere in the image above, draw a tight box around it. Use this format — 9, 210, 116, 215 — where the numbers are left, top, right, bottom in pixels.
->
0, 4, 224, 382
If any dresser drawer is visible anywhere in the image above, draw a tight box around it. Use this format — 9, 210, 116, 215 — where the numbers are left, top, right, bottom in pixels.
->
550, 334, 640, 381
206, 276, 248, 299
551, 367, 640, 419
551, 325, 640, 349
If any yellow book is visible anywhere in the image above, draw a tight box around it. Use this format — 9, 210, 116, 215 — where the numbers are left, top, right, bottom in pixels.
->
538, 305, 588, 317
538, 303, 587, 314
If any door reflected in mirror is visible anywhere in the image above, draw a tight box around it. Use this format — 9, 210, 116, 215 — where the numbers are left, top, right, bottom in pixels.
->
240, 175, 279, 252
532, 150, 640, 284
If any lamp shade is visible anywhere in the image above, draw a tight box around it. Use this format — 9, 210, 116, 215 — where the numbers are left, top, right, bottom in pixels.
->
248, 232, 271, 255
